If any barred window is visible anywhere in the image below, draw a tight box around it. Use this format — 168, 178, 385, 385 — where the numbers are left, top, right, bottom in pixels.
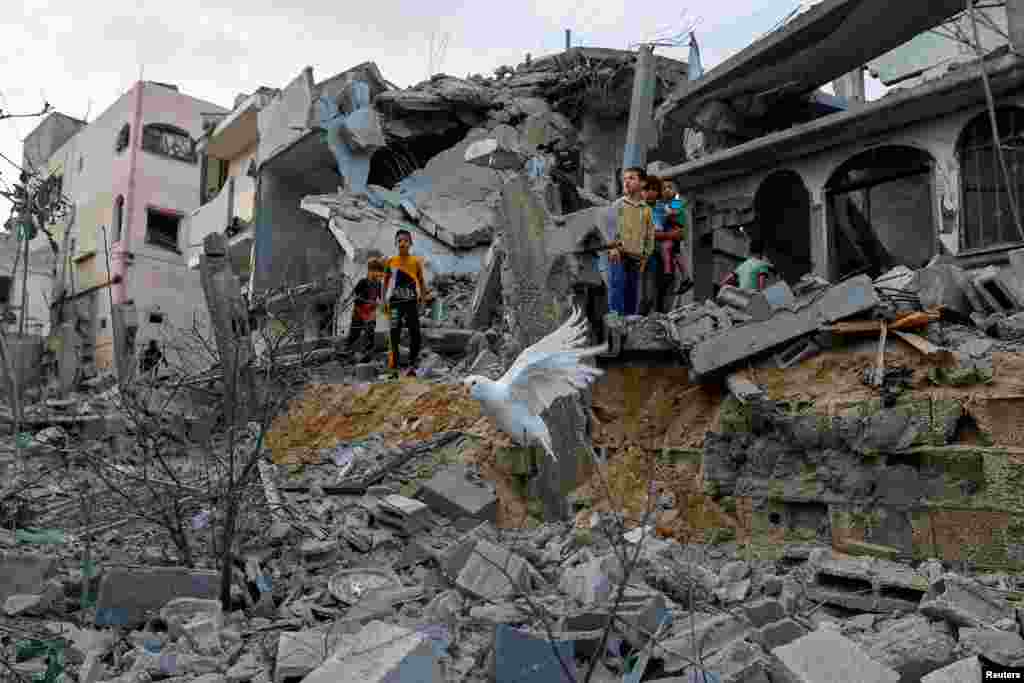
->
141, 124, 195, 163
959, 107, 1024, 250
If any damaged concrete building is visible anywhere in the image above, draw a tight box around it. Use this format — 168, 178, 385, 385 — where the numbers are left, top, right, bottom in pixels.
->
653, 0, 1024, 299
18, 84, 229, 388
195, 49, 692, 350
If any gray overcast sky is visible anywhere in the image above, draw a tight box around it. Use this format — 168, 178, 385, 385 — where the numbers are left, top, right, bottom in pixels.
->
0, 0, 882, 218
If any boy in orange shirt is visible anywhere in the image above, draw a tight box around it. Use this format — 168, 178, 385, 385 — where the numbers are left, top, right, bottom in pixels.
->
382, 229, 427, 376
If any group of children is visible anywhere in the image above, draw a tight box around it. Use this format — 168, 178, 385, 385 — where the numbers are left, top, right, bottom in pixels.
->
342, 169, 775, 376
342, 228, 428, 377
606, 166, 689, 316
606, 166, 776, 316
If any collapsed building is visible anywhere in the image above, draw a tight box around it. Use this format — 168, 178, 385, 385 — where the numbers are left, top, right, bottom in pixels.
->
187, 48, 692, 351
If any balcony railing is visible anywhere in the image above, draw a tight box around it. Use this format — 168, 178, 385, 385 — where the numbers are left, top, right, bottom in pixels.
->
184, 175, 255, 269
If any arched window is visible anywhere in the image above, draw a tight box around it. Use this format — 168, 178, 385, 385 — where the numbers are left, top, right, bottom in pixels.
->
116, 123, 130, 153
141, 124, 195, 163
826, 146, 935, 279
113, 195, 125, 242
959, 107, 1024, 249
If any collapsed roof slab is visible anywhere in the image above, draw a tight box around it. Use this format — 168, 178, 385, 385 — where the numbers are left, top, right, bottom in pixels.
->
656, 0, 966, 128
657, 52, 1024, 191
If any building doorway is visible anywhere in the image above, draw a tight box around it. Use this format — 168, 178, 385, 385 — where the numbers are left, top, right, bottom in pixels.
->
753, 170, 812, 284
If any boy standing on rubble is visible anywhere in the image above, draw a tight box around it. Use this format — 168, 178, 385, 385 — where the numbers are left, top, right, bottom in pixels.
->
721, 235, 775, 291
342, 257, 385, 361
383, 229, 427, 376
606, 167, 655, 316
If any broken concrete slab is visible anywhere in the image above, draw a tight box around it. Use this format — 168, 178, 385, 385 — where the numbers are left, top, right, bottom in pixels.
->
919, 573, 1014, 627
559, 557, 613, 606
914, 264, 975, 319
995, 264, 1024, 311
674, 639, 770, 683
375, 495, 431, 535
657, 614, 750, 671
300, 620, 442, 683
973, 266, 1014, 314
690, 275, 879, 377
920, 655, 983, 683
95, 567, 220, 628
275, 629, 330, 682
421, 328, 476, 355
725, 374, 766, 404
469, 238, 504, 329
743, 598, 787, 628
463, 138, 525, 170
441, 537, 531, 601
806, 552, 928, 614
756, 618, 807, 650
773, 630, 900, 683
417, 465, 497, 522
160, 598, 223, 638
862, 614, 956, 681
955, 628, 1024, 667
562, 589, 667, 648
0, 552, 56, 603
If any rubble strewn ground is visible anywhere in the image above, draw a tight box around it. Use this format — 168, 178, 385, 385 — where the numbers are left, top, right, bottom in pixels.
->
5, 257, 1024, 683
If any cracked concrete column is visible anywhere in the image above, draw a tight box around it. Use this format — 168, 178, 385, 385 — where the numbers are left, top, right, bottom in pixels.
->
1009, 0, 1024, 54
623, 44, 656, 170
199, 233, 256, 423
500, 174, 591, 522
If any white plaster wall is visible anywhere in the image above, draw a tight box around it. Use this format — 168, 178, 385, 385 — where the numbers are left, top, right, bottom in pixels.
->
687, 94, 1024, 278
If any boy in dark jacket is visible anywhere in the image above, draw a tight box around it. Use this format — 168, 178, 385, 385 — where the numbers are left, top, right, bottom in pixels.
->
343, 257, 385, 359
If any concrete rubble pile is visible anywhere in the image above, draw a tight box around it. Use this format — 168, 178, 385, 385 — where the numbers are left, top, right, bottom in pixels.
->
602, 252, 1024, 379
3, 436, 1024, 683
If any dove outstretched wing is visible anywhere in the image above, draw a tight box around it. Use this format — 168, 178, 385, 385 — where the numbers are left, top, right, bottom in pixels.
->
497, 307, 607, 416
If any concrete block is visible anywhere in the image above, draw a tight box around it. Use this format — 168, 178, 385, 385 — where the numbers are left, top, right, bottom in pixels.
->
956, 628, 1024, 667
995, 265, 1024, 310
743, 598, 787, 628
276, 629, 330, 682
772, 630, 900, 683
420, 327, 475, 355
417, 465, 497, 522
861, 614, 956, 681
691, 275, 877, 377
0, 552, 56, 603
973, 267, 1014, 314
806, 553, 926, 613
657, 614, 750, 671
920, 655, 982, 682
725, 374, 765, 404
95, 567, 220, 628
919, 573, 1014, 627
561, 588, 667, 648
914, 264, 974, 319
375, 495, 431, 535
442, 538, 531, 601
757, 618, 807, 650
493, 624, 574, 682
300, 620, 442, 683
159, 597, 223, 638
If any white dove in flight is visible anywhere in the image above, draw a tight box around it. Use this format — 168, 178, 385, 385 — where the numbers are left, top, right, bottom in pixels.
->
463, 307, 607, 462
